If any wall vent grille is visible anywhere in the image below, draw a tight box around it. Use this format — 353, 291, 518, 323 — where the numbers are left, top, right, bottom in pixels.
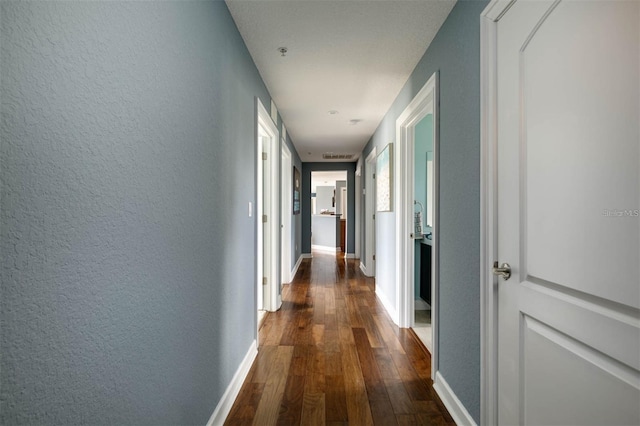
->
322, 153, 354, 160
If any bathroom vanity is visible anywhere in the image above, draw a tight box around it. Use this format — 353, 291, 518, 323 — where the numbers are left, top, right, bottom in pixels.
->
419, 238, 432, 305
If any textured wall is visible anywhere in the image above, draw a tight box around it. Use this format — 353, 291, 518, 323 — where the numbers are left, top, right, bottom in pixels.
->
301, 162, 357, 254
288, 136, 303, 268
360, 0, 489, 421
0, 1, 289, 423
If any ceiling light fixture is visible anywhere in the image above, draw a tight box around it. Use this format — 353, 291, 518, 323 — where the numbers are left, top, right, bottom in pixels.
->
278, 47, 288, 57
328, 110, 339, 115
349, 119, 362, 125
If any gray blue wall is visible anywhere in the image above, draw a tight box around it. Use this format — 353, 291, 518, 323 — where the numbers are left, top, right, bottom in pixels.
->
302, 163, 357, 254
284, 134, 304, 275
0, 1, 300, 423
360, 0, 489, 421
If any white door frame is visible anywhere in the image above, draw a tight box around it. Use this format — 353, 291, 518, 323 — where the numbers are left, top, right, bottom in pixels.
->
395, 72, 438, 380
355, 160, 362, 259
256, 99, 281, 316
281, 140, 292, 283
479, 2, 509, 424
363, 148, 377, 276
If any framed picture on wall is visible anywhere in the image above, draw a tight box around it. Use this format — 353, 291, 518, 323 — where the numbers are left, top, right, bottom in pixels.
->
293, 166, 301, 215
376, 143, 393, 212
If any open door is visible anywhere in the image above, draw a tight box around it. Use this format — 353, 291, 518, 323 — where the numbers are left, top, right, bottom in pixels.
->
363, 149, 377, 276
482, 1, 639, 423
281, 140, 292, 284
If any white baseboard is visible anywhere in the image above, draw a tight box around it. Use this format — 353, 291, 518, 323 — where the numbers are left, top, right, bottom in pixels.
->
375, 288, 398, 325
311, 244, 341, 253
433, 371, 477, 426
302, 253, 313, 259
415, 299, 431, 311
359, 261, 367, 275
207, 341, 258, 426
345, 253, 356, 259
290, 255, 303, 281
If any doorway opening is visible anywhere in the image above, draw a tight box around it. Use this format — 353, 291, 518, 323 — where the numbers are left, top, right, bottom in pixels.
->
256, 99, 281, 335
311, 171, 348, 256
412, 113, 435, 353
395, 72, 438, 378
281, 140, 293, 284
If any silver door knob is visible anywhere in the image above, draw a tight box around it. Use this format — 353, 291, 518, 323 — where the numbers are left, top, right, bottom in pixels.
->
493, 261, 511, 280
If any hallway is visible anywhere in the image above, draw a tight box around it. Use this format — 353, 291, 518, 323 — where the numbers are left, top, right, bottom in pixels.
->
225, 253, 455, 425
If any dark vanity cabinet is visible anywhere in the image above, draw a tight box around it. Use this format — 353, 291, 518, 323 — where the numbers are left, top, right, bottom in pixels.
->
420, 242, 432, 305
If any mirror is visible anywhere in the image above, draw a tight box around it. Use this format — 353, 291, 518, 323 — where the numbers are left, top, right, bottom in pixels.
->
414, 113, 434, 235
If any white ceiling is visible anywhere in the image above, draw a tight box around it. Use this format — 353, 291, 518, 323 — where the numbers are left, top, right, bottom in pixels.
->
225, 0, 456, 162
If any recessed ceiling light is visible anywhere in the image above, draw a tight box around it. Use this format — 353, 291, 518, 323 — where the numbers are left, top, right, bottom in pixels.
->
328, 110, 339, 115
349, 119, 362, 125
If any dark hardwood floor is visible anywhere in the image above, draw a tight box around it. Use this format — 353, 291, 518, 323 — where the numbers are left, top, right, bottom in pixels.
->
224, 252, 455, 425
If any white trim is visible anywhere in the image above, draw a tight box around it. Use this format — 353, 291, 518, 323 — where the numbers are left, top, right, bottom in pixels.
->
415, 298, 430, 311
301, 253, 313, 259
480, 2, 508, 424
345, 253, 356, 259
434, 371, 477, 426
207, 340, 258, 426
395, 72, 439, 380
355, 157, 363, 259
376, 286, 398, 325
290, 255, 304, 282
395, 73, 436, 327
311, 244, 341, 253
359, 261, 367, 275
483, 0, 516, 21
256, 99, 281, 316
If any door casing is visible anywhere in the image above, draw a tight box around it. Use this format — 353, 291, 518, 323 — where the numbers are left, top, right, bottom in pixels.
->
479, 4, 502, 423
395, 72, 438, 381
281, 139, 292, 283
256, 99, 281, 319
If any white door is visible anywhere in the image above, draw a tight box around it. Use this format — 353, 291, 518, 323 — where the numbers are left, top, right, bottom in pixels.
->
259, 136, 270, 312
495, 1, 639, 425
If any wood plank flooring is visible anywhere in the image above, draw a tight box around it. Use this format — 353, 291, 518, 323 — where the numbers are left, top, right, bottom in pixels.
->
224, 252, 455, 426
